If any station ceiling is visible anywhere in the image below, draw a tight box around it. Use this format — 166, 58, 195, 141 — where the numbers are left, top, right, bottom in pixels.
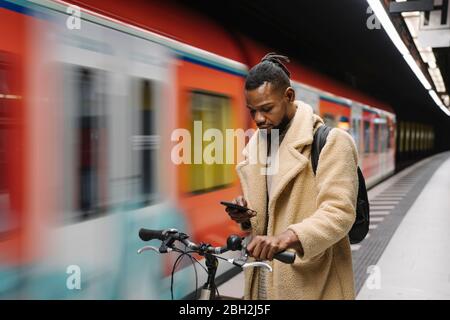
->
182, 0, 450, 126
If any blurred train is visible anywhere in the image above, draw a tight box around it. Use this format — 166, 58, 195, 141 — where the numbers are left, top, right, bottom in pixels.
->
0, 0, 414, 299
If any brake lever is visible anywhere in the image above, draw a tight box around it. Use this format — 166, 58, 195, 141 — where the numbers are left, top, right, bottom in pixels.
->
242, 261, 272, 272
228, 237, 273, 271
137, 246, 173, 254
225, 258, 272, 272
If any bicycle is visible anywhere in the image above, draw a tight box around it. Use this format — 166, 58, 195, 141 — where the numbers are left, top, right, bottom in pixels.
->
137, 228, 296, 300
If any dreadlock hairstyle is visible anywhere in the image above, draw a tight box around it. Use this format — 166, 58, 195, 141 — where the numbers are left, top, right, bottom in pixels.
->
245, 52, 291, 92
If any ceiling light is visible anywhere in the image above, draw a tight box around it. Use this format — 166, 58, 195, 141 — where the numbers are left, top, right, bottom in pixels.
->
367, 0, 410, 55
429, 90, 450, 116
368, 0, 448, 116
441, 95, 449, 107
403, 54, 432, 89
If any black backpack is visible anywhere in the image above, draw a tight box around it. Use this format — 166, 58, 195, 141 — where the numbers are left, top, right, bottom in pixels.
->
311, 125, 370, 244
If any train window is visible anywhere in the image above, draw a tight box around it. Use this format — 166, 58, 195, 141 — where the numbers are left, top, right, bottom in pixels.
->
294, 84, 319, 113
415, 126, 418, 151
0, 72, 11, 233
415, 125, 419, 151
351, 118, 361, 153
420, 126, 424, 151
0, 62, 8, 233
424, 128, 428, 150
402, 122, 406, 153
132, 78, 158, 206
386, 122, 391, 150
417, 125, 421, 151
424, 127, 428, 151
373, 122, 380, 153
74, 67, 108, 218
385, 123, 389, 152
322, 113, 336, 128
427, 128, 432, 150
338, 116, 350, 132
384, 120, 390, 152
0, 52, 20, 234
431, 130, 435, 150
189, 91, 233, 194
386, 123, 391, 151
420, 126, 425, 151
399, 122, 404, 153
363, 120, 371, 153
405, 122, 410, 152
380, 123, 386, 153
419, 126, 423, 151
430, 128, 434, 150
419, 125, 422, 151
415, 123, 418, 151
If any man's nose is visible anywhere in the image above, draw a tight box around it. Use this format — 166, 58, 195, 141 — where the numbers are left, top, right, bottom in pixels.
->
254, 111, 266, 125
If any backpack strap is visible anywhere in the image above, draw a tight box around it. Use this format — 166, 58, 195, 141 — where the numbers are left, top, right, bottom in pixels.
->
311, 125, 332, 175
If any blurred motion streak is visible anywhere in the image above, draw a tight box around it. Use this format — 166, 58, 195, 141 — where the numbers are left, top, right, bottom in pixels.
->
0, 0, 414, 299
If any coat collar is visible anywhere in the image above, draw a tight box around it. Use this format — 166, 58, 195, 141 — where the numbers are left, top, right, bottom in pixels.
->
241, 100, 318, 158
236, 101, 323, 236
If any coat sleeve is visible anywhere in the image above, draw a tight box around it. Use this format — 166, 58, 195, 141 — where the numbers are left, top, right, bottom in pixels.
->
287, 128, 358, 260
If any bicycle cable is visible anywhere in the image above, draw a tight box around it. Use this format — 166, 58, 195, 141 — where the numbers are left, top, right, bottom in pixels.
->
169, 247, 210, 300
170, 250, 191, 300
169, 247, 223, 300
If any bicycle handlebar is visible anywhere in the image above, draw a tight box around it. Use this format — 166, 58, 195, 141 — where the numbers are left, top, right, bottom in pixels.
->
138, 228, 166, 241
272, 250, 296, 264
138, 228, 296, 264
138, 227, 297, 300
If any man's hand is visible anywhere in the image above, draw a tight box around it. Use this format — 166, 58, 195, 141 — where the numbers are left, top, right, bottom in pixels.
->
247, 229, 303, 261
225, 195, 257, 224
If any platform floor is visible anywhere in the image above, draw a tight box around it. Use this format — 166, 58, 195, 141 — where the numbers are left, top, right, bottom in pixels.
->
357, 152, 450, 299
218, 151, 450, 300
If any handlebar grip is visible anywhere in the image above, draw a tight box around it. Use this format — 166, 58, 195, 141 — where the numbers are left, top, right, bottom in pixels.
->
273, 250, 296, 264
139, 228, 165, 241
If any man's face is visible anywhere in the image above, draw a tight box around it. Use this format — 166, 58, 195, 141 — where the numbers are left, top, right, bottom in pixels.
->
245, 82, 292, 134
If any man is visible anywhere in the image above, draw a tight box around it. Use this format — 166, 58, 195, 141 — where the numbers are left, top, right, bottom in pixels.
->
226, 53, 359, 300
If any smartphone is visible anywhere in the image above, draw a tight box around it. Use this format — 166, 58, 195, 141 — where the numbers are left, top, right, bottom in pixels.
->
220, 201, 254, 212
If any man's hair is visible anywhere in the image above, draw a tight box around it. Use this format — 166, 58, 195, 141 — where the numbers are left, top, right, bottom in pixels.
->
245, 53, 291, 92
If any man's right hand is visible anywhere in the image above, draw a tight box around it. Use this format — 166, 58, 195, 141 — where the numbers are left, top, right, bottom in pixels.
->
225, 195, 257, 224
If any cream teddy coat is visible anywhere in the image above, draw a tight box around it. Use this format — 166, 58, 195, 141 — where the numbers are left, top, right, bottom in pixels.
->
236, 101, 358, 300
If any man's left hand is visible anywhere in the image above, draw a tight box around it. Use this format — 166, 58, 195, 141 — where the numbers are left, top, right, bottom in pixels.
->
247, 229, 302, 261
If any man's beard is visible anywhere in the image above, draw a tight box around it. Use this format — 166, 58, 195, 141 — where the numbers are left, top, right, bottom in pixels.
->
271, 113, 291, 135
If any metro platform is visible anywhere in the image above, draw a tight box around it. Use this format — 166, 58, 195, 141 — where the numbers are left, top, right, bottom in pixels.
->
218, 151, 450, 300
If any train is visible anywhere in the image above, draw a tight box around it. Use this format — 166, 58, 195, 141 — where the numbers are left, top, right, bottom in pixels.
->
0, 0, 431, 299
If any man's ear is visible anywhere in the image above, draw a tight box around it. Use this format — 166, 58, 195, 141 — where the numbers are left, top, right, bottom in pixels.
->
284, 87, 295, 103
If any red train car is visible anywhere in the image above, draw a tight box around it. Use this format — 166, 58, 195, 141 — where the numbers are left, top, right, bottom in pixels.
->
0, 0, 395, 299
